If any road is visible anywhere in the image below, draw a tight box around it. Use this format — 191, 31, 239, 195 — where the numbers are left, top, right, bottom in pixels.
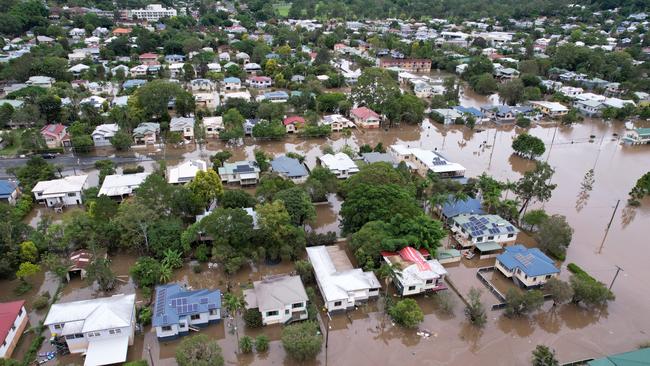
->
0, 154, 159, 177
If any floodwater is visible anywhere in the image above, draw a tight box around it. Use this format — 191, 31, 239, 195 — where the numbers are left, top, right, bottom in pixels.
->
3, 113, 650, 365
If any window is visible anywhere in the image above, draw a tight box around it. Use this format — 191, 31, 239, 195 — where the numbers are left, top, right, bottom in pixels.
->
75, 334, 84, 339
190, 314, 201, 320
292, 302, 303, 309
54, 324, 62, 330
507, 233, 514, 238
179, 323, 185, 328
209, 309, 218, 315
425, 279, 433, 284
65, 335, 76, 340
67, 193, 76, 197
545, 275, 552, 279
18, 308, 23, 316
285, 309, 290, 315
11, 324, 15, 331
2, 341, 5, 347
333, 301, 342, 307
161, 326, 172, 332
477, 237, 483, 242
109, 329, 121, 335
408, 286, 416, 291
266, 311, 279, 317
488, 236, 494, 240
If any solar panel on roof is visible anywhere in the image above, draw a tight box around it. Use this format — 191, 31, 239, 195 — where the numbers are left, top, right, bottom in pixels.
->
506, 227, 515, 233
200, 298, 208, 304
193, 304, 198, 311
171, 299, 177, 306
479, 217, 489, 224
208, 303, 217, 309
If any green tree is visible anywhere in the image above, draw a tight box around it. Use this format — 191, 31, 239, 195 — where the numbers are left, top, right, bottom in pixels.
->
470, 73, 498, 94
114, 201, 158, 253
220, 190, 257, 209
19, 241, 38, 263
628, 172, 650, 206
243, 308, 263, 328
536, 215, 573, 260
504, 289, 544, 317
254, 149, 270, 172
281, 321, 322, 362
130, 257, 162, 289
532, 345, 559, 366
499, 79, 525, 106
224, 293, 246, 351
522, 209, 548, 231
274, 187, 316, 226
465, 287, 486, 327
464, 55, 494, 81
514, 162, 557, 215
210, 151, 232, 168
512, 133, 546, 160
256, 201, 305, 261
255, 335, 269, 352
295, 260, 314, 284
351, 67, 400, 114
570, 274, 614, 307
8, 156, 56, 191
544, 278, 574, 307
187, 169, 224, 208
239, 336, 253, 353
110, 130, 133, 151
220, 108, 245, 141
85, 257, 117, 292
16, 262, 40, 282
175, 334, 224, 366
389, 298, 424, 328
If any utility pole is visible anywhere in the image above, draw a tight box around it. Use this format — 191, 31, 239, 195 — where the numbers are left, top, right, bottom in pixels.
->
545, 123, 559, 163
324, 313, 330, 366
487, 128, 498, 170
147, 344, 154, 366
609, 265, 623, 291
597, 199, 620, 254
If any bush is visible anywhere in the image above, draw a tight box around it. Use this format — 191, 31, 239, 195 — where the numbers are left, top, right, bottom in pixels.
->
195, 244, 211, 262
138, 306, 152, 326
192, 264, 202, 274
281, 321, 322, 362
305, 231, 337, 247
504, 289, 544, 317
14, 281, 32, 295
239, 336, 253, 353
32, 296, 49, 310
243, 308, 263, 328
123, 165, 145, 174
124, 361, 149, 366
389, 298, 424, 328
433, 291, 456, 315
255, 335, 269, 352
295, 260, 314, 284
465, 287, 486, 327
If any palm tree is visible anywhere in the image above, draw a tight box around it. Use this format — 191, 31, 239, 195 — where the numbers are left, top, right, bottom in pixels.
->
224, 293, 246, 352
376, 262, 402, 330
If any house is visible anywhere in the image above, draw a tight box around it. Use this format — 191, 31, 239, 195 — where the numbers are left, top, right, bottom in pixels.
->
122, 79, 147, 90
260, 91, 289, 103
431, 108, 464, 125
217, 161, 260, 186
350, 107, 381, 128
194, 92, 219, 110
530, 101, 569, 118
574, 99, 604, 117
138, 53, 158, 66
111, 28, 132, 36
243, 118, 259, 135
378, 58, 432, 72
306, 245, 380, 313
41, 124, 70, 148
283, 116, 305, 133
450, 213, 519, 249
381, 247, 447, 296
389, 145, 465, 178
223, 77, 241, 91
0, 301, 28, 359
170, 117, 195, 141
132, 122, 160, 145
129, 65, 148, 77
32, 175, 89, 208
243, 275, 308, 325
587, 347, 650, 366
244, 62, 262, 73
98, 172, 151, 200
318, 153, 359, 179
321, 114, 352, 132
623, 128, 650, 145
207, 63, 221, 72
165, 54, 185, 63
122, 4, 176, 21
495, 245, 560, 288
436, 196, 484, 224
270, 156, 309, 183
218, 52, 230, 62
167, 160, 208, 184
68, 63, 90, 77
480, 105, 516, 123
44, 294, 136, 366
361, 152, 397, 166
91, 123, 119, 147
189, 79, 215, 92
66, 249, 93, 281
152, 284, 221, 340
0, 180, 20, 205
247, 76, 272, 88
203, 116, 224, 138
236, 52, 250, 63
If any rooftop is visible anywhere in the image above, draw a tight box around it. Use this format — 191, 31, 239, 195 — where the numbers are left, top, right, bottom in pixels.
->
270, 156, 309, 178
98, 172, 150, 197
452, 213, 519, 239
44, 294, 135, 333
152, 284, 221, 327
496, 245, 559, 277
243, 275, 308, 312
0, 300, 25, 345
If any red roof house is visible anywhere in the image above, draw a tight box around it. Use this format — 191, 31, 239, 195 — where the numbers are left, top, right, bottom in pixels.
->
40, 124, 70, 148
350, 107, 381, 128
283, 116, 305, 133
112, 27, 132, 36
139, 53, 159, 65
0, 300, 28, 358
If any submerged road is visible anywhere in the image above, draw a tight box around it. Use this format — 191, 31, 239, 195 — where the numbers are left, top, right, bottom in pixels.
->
0, 154, 158, 177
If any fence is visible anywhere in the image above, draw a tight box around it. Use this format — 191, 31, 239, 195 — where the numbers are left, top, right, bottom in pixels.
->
476, 266, 508, 310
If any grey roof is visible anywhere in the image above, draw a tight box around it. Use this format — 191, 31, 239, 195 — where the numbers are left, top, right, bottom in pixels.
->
244, 275, 308, 312
270, 156, 309, 178
361, 152, 395, 165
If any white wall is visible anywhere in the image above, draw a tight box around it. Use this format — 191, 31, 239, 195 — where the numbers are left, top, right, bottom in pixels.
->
0, 306, 27, 358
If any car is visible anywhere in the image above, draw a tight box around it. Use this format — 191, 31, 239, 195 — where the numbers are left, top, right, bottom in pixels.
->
41, 153, 57, 159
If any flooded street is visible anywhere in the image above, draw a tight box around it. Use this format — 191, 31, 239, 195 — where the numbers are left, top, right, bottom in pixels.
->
3, 113, 650, 365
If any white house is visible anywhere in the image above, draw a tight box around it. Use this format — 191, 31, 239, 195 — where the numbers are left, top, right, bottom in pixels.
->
123, 4, 177, 21
217, 161, 260, 186
450, 213, 519, 249
0, 301, 28, 359
495, 245, 560, 288
26, 76, 54, 88
167, 160, 208, 184
247, 76, 272, 88
321, 114, 353, 132
381, 247, 447, 296
318, 153, 359, 179
389, 144, 465, 178
223, 77, 241, 91
203, 116, 224, 138
529, 101, 569, 118
91, 123, 119, 147
243, 275, 308, 325
98, 172, 151, 200
170, 117, 195, 141
43, 294, 136, 366
152, 284, 221, 340
307, 245, 380, 313
32, 175, 89, 208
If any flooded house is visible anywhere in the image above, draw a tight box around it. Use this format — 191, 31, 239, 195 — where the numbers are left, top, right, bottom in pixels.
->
270, 155, 309, 183
243, 275, 309, 325
623, 127, 650, 145
435, 196, 484, 224
43, 294, 136, 366
495, 245, 560, 288
306, 245, 380, 313
0, 300, 28, 359
283, 116, 305, 133
350, 107, 381, 129
450, 213, 518, 251
217, 161, 260, 186
321, 114, 353, 132
389, 144, 466, 178
132, 122, 160, 145
98, 172, 151, 200
66, 249, 93, 282
32, 175, 89, 208
167, 160, 208, 185
381, 247, 447, 296
152, 284, 221, 341
0, 180, 20, 206
318, 153, 359, 179
529, 101, 569, 118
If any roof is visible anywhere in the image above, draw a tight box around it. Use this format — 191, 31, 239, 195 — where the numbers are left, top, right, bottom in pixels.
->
270, 156, 309, 178
451, 213, 519, 239
475, 241, 503, 252
588, 348, 650, 366
496, 245, 560, 277
351, 106, 380, 120
170, 117, 195, 130
167, 160, 207, 184
381, 247, 447, 286
139, 52, 158, 59
132, 122, 160, 136
306, 246, 380, 303
530, 101, 569, 112
0, 300, 25, 344
152, 284, 221, 327
0, 180, 18, 198
218, 161, 260, 176
92, 123, 119, 138
283, 116, 305, 125
361, 152, 395, 165
98, 172, 150, 197
319, 153, 358, 172
32, 175, 88, 196
83, 335, 129, 366
436, 249, 461, 260
44, 294, 135, 333
68, 249, 93, 270
41, 123, 66, 137
440, 196, 484, 218
223, 77, 240, 83
635, 128, 650, 137
244, 275, 307, 312
391, 145, 465, 175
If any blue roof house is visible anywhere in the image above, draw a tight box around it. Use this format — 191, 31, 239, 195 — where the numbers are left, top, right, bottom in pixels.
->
152, 284, 221, 340
495, 245, 560, 288
270, 156, 309, 183
437, 196, 484, 223
0, 180, 20, 205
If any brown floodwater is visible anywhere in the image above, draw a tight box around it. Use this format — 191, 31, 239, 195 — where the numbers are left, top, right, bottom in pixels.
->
4, 114, 650, 365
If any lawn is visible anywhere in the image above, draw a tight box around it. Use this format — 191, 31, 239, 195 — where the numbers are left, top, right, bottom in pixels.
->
273, 3, 291, 17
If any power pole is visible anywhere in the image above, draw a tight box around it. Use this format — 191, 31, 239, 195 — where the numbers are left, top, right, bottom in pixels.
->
545, 123, 559, 163
487, 129, 498, 170
147, 344, 154, 366
609, 265, 623, 291
597, 199, 620, 254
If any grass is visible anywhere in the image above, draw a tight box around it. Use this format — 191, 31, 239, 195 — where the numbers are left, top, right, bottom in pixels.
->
0, 144, 19, 156
273, 3, 291, 17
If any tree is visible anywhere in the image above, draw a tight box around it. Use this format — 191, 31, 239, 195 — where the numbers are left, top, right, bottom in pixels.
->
281, 321, 322, 362
256, 174, 295, 203
19, 241, 38, 263
386, 94, 425, 125
256, 201, 305, 261
514, 162, 557, 215
110, 130, 132, 151
570, 274, 614, 306
351, 67, 400, 114
187, 169, 224, 208
224, 293, 245, 352
255, 335, 269, 352
274, 187, 316, 226
16, 262, 40, 282
220, 108, 245, 141
470, 73, 498, 94
95, 160, 116, 185
175, 334, 224, 366
465, 287, 486, 327
628, 172, 650, 206
114, 201, 158, 253
544, 278, 574, 307
464, 56, 494, 81
239, 336, 253, 353
0, 103, 14, 128
536, 215, 573, 260
504, 289, 544, 317
133, 80, 187, 119
532, 345, 559, 366
221, 190, 257, 209
389, 298, 424, 328
499, 79, 525, 106
36, 94, 61, 123
130, 257, 162, 289
254, 149, 270, 172
243, 308, 263, 328
522, 209, 548, 231
8, 156, 56, 191
210, 151, 232, 168
295, 260, 314, 284
85, 257, 117, 292
252, 119, 286, 139
512, 133, 546, 160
